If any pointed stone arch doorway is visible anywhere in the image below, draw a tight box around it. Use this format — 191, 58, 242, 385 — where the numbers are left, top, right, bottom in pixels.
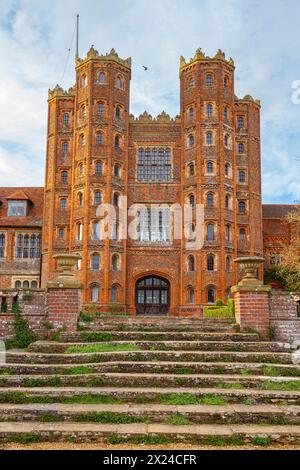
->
135, 275, 170, 316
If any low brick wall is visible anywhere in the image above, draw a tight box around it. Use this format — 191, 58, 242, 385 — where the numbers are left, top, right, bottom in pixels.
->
0, 287, 82, 340
270, 291, 300, 343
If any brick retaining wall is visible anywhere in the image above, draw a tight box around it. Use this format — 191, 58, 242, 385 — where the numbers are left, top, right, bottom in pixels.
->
270, 291, 300, 343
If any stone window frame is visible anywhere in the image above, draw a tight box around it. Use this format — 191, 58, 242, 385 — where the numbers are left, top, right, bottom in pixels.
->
206, 286, 216, 304
90, 283, 100, 303
91, 252, 101, 271
206, 254, 215, 272
187, 255, 195, 272
187, 285, 195, 304
15, 231, 42, 259
0, 232, 6, 258
136, 145, 173, 183
111, 253, 121, 272
13, 277, 39, 290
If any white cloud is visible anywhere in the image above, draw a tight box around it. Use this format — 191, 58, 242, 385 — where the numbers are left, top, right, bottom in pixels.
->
0, 0, 299, 202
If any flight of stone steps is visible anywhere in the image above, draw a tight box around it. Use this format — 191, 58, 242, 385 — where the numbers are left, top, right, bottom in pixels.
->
0, 316, 300, 447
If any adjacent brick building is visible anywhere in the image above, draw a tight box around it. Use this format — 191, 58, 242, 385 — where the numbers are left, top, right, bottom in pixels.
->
0, 47, 298, 315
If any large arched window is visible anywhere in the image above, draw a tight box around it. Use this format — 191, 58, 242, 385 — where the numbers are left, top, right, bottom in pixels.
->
188, 255, 195, 272
91, 253, 100, 271
137, 147, 172, 182
207, 255, 215, 271
206, 193, 214, 208
207, 224, 215, 241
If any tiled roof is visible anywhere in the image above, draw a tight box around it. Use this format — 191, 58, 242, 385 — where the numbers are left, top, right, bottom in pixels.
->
262, 204, 299, 219
0, 187, 44, 228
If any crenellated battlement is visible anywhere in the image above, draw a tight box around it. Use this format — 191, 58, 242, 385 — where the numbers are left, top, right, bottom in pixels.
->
75, 45, 132, 69
179, 48, 235, 76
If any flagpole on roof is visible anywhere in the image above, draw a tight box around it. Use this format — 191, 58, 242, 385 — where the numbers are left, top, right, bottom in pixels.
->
76, 14, 79, 59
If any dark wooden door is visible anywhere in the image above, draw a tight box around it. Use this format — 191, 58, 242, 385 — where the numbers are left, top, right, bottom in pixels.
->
136, 276, 170, 316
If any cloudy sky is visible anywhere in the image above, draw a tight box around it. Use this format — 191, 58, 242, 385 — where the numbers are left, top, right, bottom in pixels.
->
0, 0, 299, 203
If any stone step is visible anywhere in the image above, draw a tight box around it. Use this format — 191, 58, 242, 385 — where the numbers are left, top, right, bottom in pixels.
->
5, 350, 294, 365
0, 386, 299, 405
28, 340, 290, 354
81, 324, 237, 333
0, 403, 299, 425
0, 372, 299, 390
80, 316, 234, 324
61, 331, 260, 342
1, 361, 299, 377
0, 421, 299, 445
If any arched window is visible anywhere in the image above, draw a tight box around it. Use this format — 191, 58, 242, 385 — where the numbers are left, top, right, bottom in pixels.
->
76, 255, 82, 271
207, 287, 215, 304
92, 222, 101, 241
95, 161, 103, 175
96, 132, 103, 145
81, 74, 87, 88
206, 104, 213, 117
225, 163, 230, 177
238, 116, 244, 129
81, 105, 86, 120
80, 134, 85, 147
188, 162, 195, 176
23, 280, 30, 289
207, 255, 215, 271
91, 253, 100, 271
240, 228, 246, 240
91, 285, 99, 302
79, 163, 84, 176
61, 171, 68, 184
15, 280, 21, 288
226, 256, 231, 272
98, 72, 105, 84
238, 142, 244, 154
189, 107, 194, 119
113, 193, 119, 207
97, 103, 104, 116
206, 132, 213, 146
115, 135, 120, 148
111, 285, 119, 302
224, 134, 229, 147
115, 106, 121, 119
62, 142, 68, 155
225, 194, 230, 209
63, 113, 70, 126
207, 224, 215, 241
58, 228, 64, 239
0, 234, 5, 258
112, 254, 119, 271
206, 161, 214, 174
206, 74, 213, 86
206, 193, 214, 208
77, 223, 83, 241
31, 280, 38, 289
115, 76, 122, 89
187, 287, 195, 304
188, 255, 195, 272
188, 134, 194, 147
188, 78, 194, 88
238, 201, 246, 214
94, 191, 102, 205
189, 194, 195, 208
239, 171, 246, 183
225, 224, 230, 241
224, 76, 228, 88
224, 107, 229, 121
114, 164, 120, 177
78, 192, 83, 206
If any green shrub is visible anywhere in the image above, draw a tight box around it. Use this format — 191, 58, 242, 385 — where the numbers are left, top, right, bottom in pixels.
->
228, 298, 235, 317
215, 299, 223, 306
0, 298, 8, 313
78, 311, 93, 322
5, 307, 37, 349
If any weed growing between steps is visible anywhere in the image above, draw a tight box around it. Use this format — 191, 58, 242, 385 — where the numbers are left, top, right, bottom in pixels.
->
262, 366, 300, 377
65, 366, 94, 375
65, 344, 139, 354
5, 303, 37, 350
260, 380, 300, 391
74, 412, 151, 424
159, 393, 229, 406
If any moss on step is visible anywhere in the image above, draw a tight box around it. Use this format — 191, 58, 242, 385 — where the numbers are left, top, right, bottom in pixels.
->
65, 366, 94, 375
260, 380, 300, 391
65, 344, 139, 354
74, 412, 150, 424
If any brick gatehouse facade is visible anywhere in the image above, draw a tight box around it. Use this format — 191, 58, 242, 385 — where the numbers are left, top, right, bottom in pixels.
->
0, 47, 298, 315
